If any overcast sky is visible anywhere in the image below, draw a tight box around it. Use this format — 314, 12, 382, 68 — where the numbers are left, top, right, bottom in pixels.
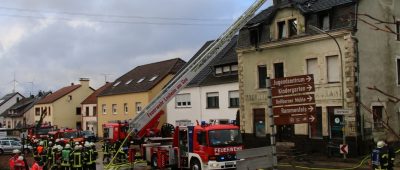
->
0, 0, 272, 97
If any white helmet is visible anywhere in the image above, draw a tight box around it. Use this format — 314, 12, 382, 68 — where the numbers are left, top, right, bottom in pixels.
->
18, 156, 24, 161
13, 149, 21, 154
84, 143, 90, 148
57, 145, 63, 150
55, 139, 60, 142
65, 144, 71, 149
49, 141, 53, 145
74, 145, 80, 150
90, 142, 95, 146
39, 141, 44, 146
75, 142, 79, 145
60, 138, 64, 141
52, 145, 58, 150
377, 141, 386, 148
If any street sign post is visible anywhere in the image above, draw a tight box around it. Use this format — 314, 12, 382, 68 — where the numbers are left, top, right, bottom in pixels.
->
271, 74, 316, 125
340, 144, 348, 155
334, 109, 353, 115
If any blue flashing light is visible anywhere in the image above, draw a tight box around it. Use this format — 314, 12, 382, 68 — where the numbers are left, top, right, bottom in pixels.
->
220, 156, 225, 161
201, 121, 207, 126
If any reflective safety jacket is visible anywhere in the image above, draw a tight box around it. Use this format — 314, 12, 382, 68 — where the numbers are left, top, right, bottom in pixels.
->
72, 152, 83, 168
31, 162, 44, 170
14, 159, 25, 170
9, 156, 17, 170
61, 149, 72, 166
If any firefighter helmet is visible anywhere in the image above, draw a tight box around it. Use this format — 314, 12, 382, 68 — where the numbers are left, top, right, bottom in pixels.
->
377, 141, 385, 148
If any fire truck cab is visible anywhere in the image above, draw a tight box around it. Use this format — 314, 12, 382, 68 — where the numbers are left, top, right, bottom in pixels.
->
102, 121, 129, 143
143, 122, 243, 169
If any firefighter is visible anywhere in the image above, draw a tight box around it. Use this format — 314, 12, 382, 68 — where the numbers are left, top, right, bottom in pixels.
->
51, 145, 63, 170
61, 144, 72, 170
14, 156, 26, 170
47, 142, 54, 169
40, 141, 48, 170
37, 141, 44, 155
69, 137, 74, 148
83, 142, 97, 170
102, 140, 111, 164
82, 143, 90, 170
9, 149, 21, 170
371, 140, 393, 170
31, 156, 44, 170
90, 142, 98, 170
72, 145, 83, 170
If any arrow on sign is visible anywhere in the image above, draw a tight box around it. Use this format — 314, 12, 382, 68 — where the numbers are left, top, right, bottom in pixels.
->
309, 114, 316, 123
306, 75, 312, 82
306, 84, 313, 91
307, 95, 313, 102
308, 105, 314, 112
340, 144, 348, 154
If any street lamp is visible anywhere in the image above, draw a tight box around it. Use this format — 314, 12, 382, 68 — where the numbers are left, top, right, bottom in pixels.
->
308, 25, 346, 159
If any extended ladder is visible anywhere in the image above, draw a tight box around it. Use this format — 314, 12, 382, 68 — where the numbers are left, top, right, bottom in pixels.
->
129, 0, 267, 135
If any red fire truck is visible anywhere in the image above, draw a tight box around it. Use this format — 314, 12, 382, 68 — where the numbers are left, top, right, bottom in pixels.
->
143, 122, 243, 169
104, 1, 267, 169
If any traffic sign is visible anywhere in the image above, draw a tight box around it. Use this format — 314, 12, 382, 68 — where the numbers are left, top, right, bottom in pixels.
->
274, 114, 316, 125
271, 83, 314, 96
272, 94, 315, 106
273, 104, 316, 115
272, 74, 314, 87
334, 109, 353, 115
340, 144, 348, 154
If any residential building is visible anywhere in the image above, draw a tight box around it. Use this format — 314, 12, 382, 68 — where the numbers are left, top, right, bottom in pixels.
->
167, 37, 239, 125
0, 92, 24, 127
237, 0, 400, 156
1, 92, 49, 129
34, 78, 94, 129
97, 58, 186, 137
81, 82, 112, 135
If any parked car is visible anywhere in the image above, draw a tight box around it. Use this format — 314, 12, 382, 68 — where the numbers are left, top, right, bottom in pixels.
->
81, 130, 97, 142
0, 137, 21, 142
0, 139, 32, 155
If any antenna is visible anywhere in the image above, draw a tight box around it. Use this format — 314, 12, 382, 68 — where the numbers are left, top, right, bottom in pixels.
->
101, 73, 113, 83
12, 72, 16, 93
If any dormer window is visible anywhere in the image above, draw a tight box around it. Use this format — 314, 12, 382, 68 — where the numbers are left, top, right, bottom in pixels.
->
278, 21, 286, 39
319, 13, 330, 31
231, 65, 238, 72
125, 79, 133, 85
113, 81, 121, 87
215, 67, 222, 74
137, 77, 145, 83
223, 66, 231, 73
288, 19, 298, 37
149, 75, 158, 82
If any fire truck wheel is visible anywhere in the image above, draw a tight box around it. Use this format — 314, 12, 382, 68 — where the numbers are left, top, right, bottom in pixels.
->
190, 158, 201, 170
151, 154, 158, 168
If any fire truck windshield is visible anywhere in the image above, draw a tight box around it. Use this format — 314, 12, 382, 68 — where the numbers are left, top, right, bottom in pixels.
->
36, 128, 53, 135
208, 129, 242, 147
63, 131, 79, 138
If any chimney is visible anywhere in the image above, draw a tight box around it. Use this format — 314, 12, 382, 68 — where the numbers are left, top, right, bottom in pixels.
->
71, 83, 74, 86
79, 78, 90, 87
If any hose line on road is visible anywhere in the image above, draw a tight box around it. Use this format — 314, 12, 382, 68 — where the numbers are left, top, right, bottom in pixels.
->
277, 149, 400, 170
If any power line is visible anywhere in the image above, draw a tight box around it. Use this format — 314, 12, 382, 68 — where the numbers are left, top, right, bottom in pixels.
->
0, 5, 233, 22
0, 13, 230, 26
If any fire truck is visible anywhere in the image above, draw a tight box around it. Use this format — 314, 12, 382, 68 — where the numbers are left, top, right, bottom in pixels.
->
104, 0, 268, 169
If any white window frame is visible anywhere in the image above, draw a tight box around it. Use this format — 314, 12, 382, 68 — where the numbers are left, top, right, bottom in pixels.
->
136, 102, 142, 114
137, 77, 145, 83
223, 66, 231, 73
228, 90, 239, 108
113, 81, 121, 87
231, 64, 238, 71
216, 67, 223, 74
112, 104, 117, 114
102, 104, 107, 114
125, 79, 133, 85
371, 102, 386, 130
149, 75, 158, 82
124, 103, 128, 114
326, 55, 340, 83
175, 93, 191, 108
306, 58, 319, 84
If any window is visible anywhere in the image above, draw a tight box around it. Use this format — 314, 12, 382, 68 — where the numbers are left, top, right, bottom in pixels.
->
136, 102, 142, 113
253, 108, 265, 137
76, 122, 81, 130
229, 91, 239, 108
258, 65, 267, 88
396, 21, 399, 41
397, 58, 400, 85
68, 95, 72, 101
93, 106, 97, 116
307, 58, 319, 83
197, 131, 207, 146
274, 63, 284, 78
310, 107, 322, 138
176, 94, 191, 108
288, 19, 298, 37
125, 79, 133, 85
86, 107, 89, 116
231, 65, 238, 72
112, 104, 117, 114
76, 107, 81, 115
48, 107, 51, 116
137, 77, 145, 83
206, 92, 219, 108
216, 67, 222, 74
149, 75, 158, 81
250, 28, 260, 47
278, 21, 286, 39
372, 106, 384, 129
319, 13, 330, 31
113, 81, 121, 87
35, 108, 40, 116
102, 104, 107, 114
223, 66, 231, 73
124, 103, 128, 114
327, 56, 340, 83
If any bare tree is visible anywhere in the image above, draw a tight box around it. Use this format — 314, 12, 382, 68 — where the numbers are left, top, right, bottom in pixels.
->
356, 13, 399, 36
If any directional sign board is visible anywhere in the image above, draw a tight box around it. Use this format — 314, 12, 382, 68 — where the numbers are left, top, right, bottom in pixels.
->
340, 144, 348, 154
272, 94, 315, 106
271, 74, 316, 125
274, 114, 316, 125
271, 83, 314, 96
272, 74, 314, 87
334, 109, 353, 115
273, 104, 316, 116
